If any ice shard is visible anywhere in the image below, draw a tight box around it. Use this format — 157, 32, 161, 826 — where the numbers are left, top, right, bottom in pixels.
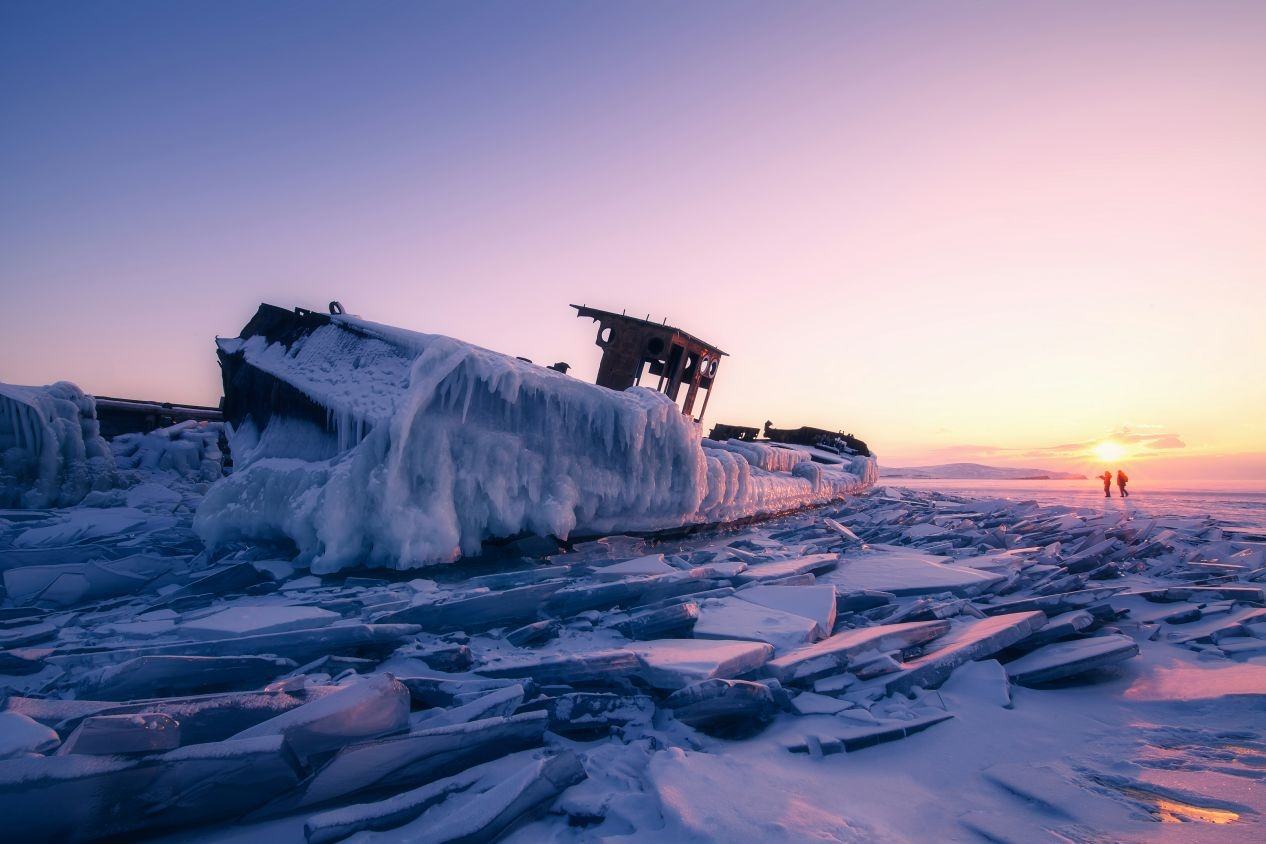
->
1004, 634, 1140, 685
232, 673, 411, 763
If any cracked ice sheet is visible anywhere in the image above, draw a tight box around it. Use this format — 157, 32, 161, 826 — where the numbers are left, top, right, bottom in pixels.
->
503, 644, 1266, 843
9, 454, 1266, 843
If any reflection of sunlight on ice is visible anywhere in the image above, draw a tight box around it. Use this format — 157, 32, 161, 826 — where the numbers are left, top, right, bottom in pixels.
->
1223, 745, 1266, 766
1112, 785, 1239, 824
1155, 797, 1239, 824
1124, 660, 1266, 702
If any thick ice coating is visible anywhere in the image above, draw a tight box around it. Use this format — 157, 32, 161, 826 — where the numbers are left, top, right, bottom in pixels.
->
194, 312, 876, 571
0, 381, 116, 508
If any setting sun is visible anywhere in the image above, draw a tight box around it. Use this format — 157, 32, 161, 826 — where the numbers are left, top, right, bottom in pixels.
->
1093, 441, 1128, 464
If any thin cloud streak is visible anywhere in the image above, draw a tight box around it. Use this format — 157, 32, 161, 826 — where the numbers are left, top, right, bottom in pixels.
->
915, 426, 1188, 465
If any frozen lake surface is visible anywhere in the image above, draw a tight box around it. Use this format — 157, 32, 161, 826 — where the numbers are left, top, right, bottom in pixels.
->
4, 460, 1266, 841
887, 478, 1266, 532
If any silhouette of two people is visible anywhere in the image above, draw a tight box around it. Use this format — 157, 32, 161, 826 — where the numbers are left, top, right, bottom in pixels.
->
1100, 469, 1129, 497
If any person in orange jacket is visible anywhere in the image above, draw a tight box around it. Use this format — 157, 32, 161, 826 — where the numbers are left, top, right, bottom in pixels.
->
1099, 470, 1112, 497
1116, 469, 1129, 497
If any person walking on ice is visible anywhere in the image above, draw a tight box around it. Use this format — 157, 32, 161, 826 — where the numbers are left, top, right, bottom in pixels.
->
1116, 469, 1129, 497
1100, 470, 1113, 497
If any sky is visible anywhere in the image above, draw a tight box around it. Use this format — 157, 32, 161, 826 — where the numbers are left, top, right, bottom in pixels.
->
2, 1, 1264, 480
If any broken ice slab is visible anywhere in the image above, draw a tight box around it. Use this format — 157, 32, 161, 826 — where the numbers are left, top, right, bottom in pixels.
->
409, 642, 473, 673
48, 686, 343, 747
611, 601, 700, 640
475, 649, 640, 685
313, 750, 587, 844
592, 554, 676, 578
1004, 634, 1138, 686
0, 620, 56, 648
980, 586, 1129, 616
693, 596, 821, 653
822, 517, 862, 542
398, 674, 530, 709
3, 554, 184, 606
505, 619, 559, 647
458, 565, 574, 592
629, 639, 774, 691
260, 711, 549, 815
3, 696, 119, 729
763, 619, 951, 684
0, 606, 46, 625
394, 750, 586, 843
48, 623, 421, 669
155, 561, 266, 605
789, 691, 852, 715
1059, 539, 1120, 573
178, 604, 342, 639
664, 678, 777, 734
1217, 637, 1266, 658
737, 584, 838, 637
1164, 607, 1266, 644
81, 654, 297, 701
10, 508, 152, 548
824, 549, 1004, 597
303, 754, 513, 844
0, 542, 124, 571
786, 712, 953, 755
0, 711, 60, 758
0, 734, 301, 841
518, 692, 654, 737
734, 553, 839, 583
545, 571, 721, 615
835, 590, 896, 612
0, 648, 48, 677
902, 522, 948, 540
880, 611, 1047, 695
59, 712, 181, 755
1010, 610, 1095, 651
233, 673, 410, 763
377, 581, 566, 632
410, 684, 524, 730
1131, 585, 1266, 604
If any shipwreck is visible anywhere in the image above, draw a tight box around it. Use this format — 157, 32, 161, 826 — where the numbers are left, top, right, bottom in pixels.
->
195, 303, 877, 570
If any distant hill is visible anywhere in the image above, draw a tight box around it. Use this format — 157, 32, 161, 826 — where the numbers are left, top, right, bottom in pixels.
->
880, 462, 1086, 480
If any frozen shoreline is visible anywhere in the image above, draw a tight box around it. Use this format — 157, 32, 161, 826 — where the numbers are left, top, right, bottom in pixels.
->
3, 475, 1266, 841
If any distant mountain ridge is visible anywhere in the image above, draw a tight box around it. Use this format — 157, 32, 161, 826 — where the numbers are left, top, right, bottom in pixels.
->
880, 462, 1086, 480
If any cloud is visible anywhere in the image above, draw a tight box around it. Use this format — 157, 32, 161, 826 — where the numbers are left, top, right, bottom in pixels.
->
914, 425, 1186, 464
1109, 427, 1187, 450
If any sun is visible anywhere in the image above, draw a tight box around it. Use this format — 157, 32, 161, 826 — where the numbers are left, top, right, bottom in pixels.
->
1093, 441, 1127, 463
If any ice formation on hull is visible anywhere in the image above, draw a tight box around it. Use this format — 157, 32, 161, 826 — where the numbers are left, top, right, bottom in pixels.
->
112, 420, 225, 482
196, 306, 877, 571
0, 381, 115, 508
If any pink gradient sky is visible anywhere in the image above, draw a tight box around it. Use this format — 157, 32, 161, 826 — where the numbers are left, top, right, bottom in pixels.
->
2, 2, 1263, 479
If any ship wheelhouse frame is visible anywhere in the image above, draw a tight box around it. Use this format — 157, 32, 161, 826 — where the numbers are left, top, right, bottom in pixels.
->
572, 305, 726, 423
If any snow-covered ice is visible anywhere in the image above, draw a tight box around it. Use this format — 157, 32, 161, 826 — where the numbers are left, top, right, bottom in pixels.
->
3, 445, 1266, 841
0, 381, 115, 509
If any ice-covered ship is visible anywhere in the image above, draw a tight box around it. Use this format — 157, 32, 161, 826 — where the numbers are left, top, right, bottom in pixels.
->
195, 304, 877, 570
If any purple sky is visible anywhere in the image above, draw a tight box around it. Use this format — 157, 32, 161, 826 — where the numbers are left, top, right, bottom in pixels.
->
2, 2, 1264, 477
